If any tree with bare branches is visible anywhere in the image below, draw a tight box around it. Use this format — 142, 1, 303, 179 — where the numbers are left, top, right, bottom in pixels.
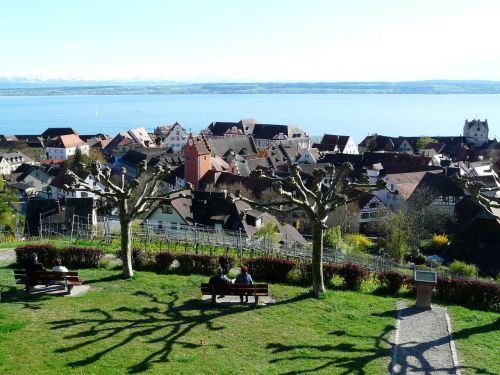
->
65, 161, 192, 278
232, 162, 384, 297
451, 175, 500, 212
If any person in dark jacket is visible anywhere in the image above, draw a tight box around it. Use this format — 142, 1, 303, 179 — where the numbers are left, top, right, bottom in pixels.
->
26, 253, 45, 272
26, 253, 45, 288
208, 266, 231, 299
234, 266, 253, 303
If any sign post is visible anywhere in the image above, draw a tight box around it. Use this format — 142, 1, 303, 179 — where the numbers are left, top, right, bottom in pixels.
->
413, 270, 437, 309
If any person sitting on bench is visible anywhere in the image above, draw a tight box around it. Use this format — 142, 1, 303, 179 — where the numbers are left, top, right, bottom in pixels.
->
26, 253, 46, 289
26, 253, 45, 272
52, 258, 69, 273
234, 266, 253, 303
52, 258, 69, 286
208, 266, 231, 298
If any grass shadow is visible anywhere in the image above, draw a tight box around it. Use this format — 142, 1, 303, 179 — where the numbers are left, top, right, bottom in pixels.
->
47, 288, 310, 373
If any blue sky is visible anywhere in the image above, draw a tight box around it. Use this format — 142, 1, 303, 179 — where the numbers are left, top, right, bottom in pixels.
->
1, 0, 499, 81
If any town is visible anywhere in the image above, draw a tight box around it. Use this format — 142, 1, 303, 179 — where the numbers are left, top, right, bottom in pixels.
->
1, 118, 499, 278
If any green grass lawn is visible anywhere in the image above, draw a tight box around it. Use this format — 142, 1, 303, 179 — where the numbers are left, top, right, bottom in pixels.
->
0, 262, 498, 375
0, 264, 397, 374
448, 306, 500, 375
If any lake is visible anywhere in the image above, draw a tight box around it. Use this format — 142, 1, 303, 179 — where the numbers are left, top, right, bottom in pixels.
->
0, 94, 499, 142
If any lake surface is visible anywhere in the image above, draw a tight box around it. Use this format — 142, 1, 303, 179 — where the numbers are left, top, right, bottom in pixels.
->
0, 94, 499, 142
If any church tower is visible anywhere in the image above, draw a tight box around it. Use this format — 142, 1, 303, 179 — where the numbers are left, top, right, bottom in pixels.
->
184, 134, 211, 189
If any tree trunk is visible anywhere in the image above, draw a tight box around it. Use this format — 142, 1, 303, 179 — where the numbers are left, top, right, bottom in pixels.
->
311, 223, 325, 297
120, 202, 133, 279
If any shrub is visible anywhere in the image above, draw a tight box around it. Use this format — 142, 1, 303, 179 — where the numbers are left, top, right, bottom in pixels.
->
219, 255, 235, 274
15, 244, 103, 269
324, 226, 343, 248
436, 277, 500, 311
292, 262, 341, 286
337, 262, 370, 290
175, 253, 219, 276
116, 248, 143, 267
378, 270, 406, 294
60, 246, 104, 268
344, 233, 372, 252
448, 260, 477, 278
432, 234, 449, 248
15, 244, 58, 266
155, 252, 175, 273
246, 257, 296, 283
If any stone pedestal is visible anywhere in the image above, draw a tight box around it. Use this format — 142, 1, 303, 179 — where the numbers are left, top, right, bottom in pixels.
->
415, 282, 433, 309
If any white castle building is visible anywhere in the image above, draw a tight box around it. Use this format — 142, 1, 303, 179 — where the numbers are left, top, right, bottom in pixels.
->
463, 119, 489, 147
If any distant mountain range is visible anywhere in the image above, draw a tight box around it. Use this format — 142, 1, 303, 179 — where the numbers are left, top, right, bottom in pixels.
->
1, 79, 500, 95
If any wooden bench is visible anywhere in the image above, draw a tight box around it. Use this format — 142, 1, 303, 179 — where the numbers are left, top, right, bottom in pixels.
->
14, 269, 83, 295
201, 283, 269, 304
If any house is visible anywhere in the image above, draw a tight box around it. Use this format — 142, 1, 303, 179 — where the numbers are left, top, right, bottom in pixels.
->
407, 172, 465, 215
147, 189, 193, 230
447, 197, 500, 276
463, 119, 489, 147
5, 163, 54, 197
326, 192, 389, 234
314, 134, 359, 154
24, 197, 96, 236
206, 119, 256, 138
49, 168, 103, 199
118, 148, 175, 181
358, 135, 414, 154
251, 123, 309, 150
0, 151, 34, 174
298, 148, 321, 164
127, 127, 156, 148
163, 164, 186, 192
157, 122, 189, 152
45, 134, 89, 160
374, 171, 431, 210
41, 128, 79, 139
147, 190, 307, 245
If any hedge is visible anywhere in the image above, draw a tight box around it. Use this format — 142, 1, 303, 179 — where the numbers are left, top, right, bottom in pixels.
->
15, 244, 103, 269
378, 270, 406, 294
245, 257, 296, 283
436, 277, 500, 311
337, 262, 370, 291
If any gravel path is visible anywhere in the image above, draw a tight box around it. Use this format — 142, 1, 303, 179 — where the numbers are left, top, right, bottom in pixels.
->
392, 301, 459, 375
0, 249, 16, 263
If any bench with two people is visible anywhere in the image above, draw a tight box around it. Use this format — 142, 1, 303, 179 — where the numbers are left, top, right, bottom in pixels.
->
14, 253, 83, 295
201, 266, 268, 305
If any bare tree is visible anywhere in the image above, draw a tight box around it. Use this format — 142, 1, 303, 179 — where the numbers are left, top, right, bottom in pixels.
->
452, 175, 500, 212
65, 161, 191, 278
232, 162, 384, 297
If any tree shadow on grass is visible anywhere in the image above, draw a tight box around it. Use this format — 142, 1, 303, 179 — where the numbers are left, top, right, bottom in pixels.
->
47, 290, 309, 373
266, 307, 499, 375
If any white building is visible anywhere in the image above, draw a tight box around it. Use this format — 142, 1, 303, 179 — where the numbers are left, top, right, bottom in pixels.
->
463, 119, 489, 147
46, 135, 89, 160
0, 151, 34, 174
159, 122, 189, 152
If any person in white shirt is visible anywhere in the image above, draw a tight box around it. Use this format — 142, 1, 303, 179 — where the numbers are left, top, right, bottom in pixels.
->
52, 258, 69, 273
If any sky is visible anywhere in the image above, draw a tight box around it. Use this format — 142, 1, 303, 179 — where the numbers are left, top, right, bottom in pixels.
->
1, 0, 500, 82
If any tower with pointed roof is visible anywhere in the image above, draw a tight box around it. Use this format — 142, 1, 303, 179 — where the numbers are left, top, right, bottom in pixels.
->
184, 134, 211, 188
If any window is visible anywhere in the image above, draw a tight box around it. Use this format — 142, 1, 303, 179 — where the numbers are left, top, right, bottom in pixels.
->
162, 205, 173, 214
81, 192, 88, 198
361, 212, 369, 219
